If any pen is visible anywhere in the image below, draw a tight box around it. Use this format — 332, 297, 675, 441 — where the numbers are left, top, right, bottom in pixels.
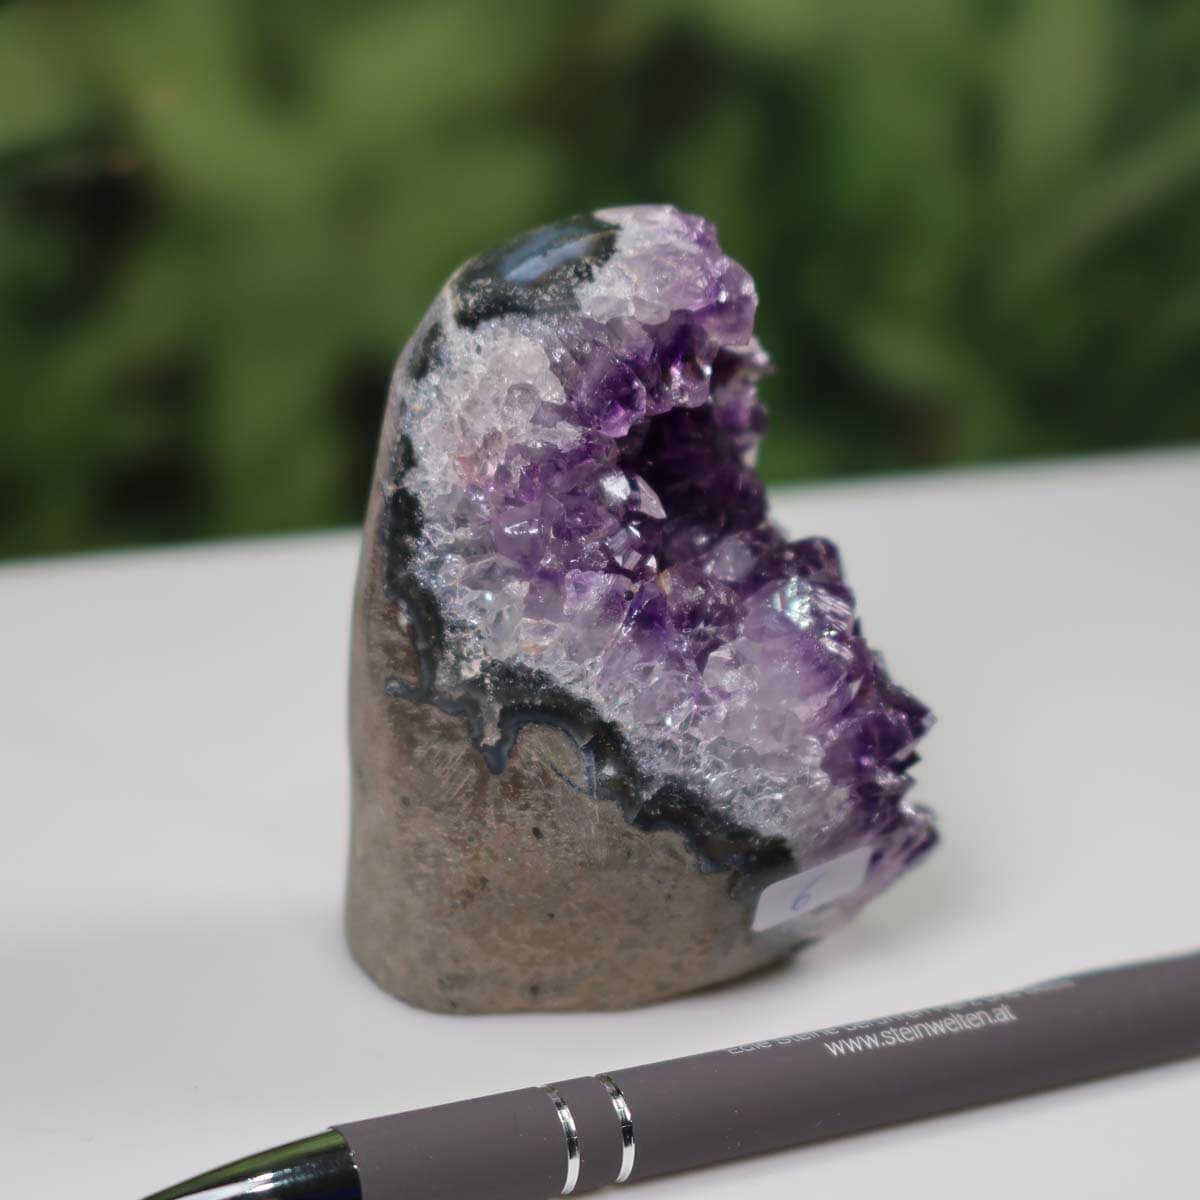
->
142, 947, 1199, 1200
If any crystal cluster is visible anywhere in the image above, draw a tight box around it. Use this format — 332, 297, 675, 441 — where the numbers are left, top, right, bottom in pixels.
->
385, 205, 935, 897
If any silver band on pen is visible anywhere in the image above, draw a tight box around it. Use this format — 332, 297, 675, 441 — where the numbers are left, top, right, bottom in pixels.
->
542, 1085, 581, 1195
596, 1074, 636, 1183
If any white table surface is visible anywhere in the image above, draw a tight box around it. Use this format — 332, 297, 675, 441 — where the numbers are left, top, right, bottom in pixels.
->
2, 448, 1198, 1199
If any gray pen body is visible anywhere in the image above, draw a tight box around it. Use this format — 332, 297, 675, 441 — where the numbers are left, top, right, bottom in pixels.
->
334, 949, 1200, 1199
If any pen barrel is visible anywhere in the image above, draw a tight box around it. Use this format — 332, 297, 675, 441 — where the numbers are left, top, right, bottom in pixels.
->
335, 950, 1200, 1200
608, 949, 1200, 1182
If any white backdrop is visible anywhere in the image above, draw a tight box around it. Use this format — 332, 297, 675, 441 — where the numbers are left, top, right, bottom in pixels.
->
2, 448, 1197, 1198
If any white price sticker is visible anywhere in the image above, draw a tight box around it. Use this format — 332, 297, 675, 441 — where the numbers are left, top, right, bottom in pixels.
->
752, 845, 873, 932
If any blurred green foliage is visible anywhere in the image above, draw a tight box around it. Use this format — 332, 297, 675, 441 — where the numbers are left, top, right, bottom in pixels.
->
3, 0, 1199, 559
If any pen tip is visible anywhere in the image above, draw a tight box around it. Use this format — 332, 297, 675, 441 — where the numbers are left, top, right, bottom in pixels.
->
139, 1130, 358, 1200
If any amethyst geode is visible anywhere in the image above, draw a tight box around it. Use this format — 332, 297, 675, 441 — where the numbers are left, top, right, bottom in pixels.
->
347, 205, 935, 1011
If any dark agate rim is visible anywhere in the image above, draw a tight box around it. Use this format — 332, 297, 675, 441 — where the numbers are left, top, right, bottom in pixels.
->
451, 214, 619, 330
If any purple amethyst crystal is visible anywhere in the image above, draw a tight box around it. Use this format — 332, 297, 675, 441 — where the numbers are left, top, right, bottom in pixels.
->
348, 205, 935, 1011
